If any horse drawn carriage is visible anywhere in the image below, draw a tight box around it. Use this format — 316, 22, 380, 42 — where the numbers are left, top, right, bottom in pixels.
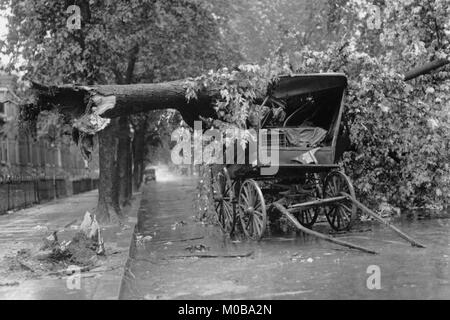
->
210, 73, 360, 240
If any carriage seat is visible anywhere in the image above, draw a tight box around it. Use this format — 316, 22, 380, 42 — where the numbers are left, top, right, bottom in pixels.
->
280, 127, 327, 148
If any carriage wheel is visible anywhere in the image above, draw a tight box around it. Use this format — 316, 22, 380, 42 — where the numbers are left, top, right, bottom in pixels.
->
238, 179, 267, 241
323, 171, 357, 231
212, 168, 235, 234
294, 175, 321, 228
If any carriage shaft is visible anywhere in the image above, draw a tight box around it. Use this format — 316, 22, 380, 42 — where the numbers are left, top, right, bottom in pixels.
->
288, 196, 347, 212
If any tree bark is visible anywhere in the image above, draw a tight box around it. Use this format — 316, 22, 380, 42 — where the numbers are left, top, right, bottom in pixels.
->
132, 117, 148, 191
33, 80, 215, 130
116, 44, 139, 206
97, 118, 122, 223
126, 138, 133, 198
118, 115, 132, 206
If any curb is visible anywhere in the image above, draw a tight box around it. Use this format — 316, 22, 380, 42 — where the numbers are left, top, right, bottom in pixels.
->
93, 191, 142, 300
117, 224, 138, 299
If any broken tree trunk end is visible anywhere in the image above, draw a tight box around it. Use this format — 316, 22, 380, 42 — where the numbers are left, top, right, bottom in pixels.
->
32, 80, 217, 134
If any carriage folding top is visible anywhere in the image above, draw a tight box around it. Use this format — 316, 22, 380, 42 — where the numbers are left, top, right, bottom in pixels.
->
228, 73, 351, 178
260, 73, 350, 170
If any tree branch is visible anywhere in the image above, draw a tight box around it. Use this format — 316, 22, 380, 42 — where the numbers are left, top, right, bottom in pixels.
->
125, 44, 140, 84
404, 59, 449, 81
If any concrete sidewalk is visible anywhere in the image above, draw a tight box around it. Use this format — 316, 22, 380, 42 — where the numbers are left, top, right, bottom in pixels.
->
0, 190, 139, 300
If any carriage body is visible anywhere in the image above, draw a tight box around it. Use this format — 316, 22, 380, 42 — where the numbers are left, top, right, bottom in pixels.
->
228, 73, 350, 178
211, 74, 358, 240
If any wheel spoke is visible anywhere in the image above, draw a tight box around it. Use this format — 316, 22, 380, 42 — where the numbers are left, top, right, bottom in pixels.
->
335, 176, 342, 193
338, 206, 350, 222
254, 210, 264, 217
341, 202, 352, 213
323, 172, 356, 231
336, 211, 341, 229
241, 193, 249, 206
212, 169, 236, 233
253, 216, 261, 235
223, 201, 232, 217
238, 180, 266, 240
245, 184, 251, 199
247, 214, 253, 231
325, 188, 334, 197
330, 177, 337, 194
249, 185, 256, 206
307, 210, 313, 223
331, 208, 337, 225
300, 210, 306, 223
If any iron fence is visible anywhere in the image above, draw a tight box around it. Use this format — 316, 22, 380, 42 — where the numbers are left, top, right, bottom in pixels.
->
0, 177, 99, 215
0, 138, 96, 179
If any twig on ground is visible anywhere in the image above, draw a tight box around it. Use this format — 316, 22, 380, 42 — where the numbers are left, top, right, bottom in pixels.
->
166, 251, 254, 259
0, 282, 20, 287
64, 219, 78, 229
46, 265, 122, 277
151, 236, 205, 244
17, 259, 35, 272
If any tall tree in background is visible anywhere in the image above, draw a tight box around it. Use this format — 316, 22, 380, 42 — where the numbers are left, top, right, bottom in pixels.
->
218, 0, 345, 63
0, 0, 240, 223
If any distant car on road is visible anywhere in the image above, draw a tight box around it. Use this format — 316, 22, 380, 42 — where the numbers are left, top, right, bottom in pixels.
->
144, 168, 156, 183
180, 166, 189, 176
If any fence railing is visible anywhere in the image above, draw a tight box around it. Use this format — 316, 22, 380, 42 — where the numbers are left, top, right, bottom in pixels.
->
0, 138, 96, 179
0, 177, 99, 215
72, 178, 99, 195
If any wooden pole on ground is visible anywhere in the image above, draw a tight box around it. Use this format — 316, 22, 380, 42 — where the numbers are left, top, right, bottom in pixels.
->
271, 203, 378, 255
342, 194, 426, 248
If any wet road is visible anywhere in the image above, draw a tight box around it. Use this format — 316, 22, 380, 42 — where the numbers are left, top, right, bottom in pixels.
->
120, 170, 450, 300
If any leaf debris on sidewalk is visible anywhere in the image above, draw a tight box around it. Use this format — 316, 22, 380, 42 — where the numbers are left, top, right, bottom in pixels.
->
2, 211, 111, 280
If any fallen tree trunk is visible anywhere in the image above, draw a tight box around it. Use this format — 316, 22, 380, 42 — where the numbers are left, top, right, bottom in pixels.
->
30, 58, 450, 144
30, 80, 219, 159
32, 80, 216, 131
31, 57, 450, 127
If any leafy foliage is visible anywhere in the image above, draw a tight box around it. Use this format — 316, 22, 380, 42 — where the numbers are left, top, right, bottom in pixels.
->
0, 0, 240, 84
185, 61, 292, 128
187, 41, 450, 210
